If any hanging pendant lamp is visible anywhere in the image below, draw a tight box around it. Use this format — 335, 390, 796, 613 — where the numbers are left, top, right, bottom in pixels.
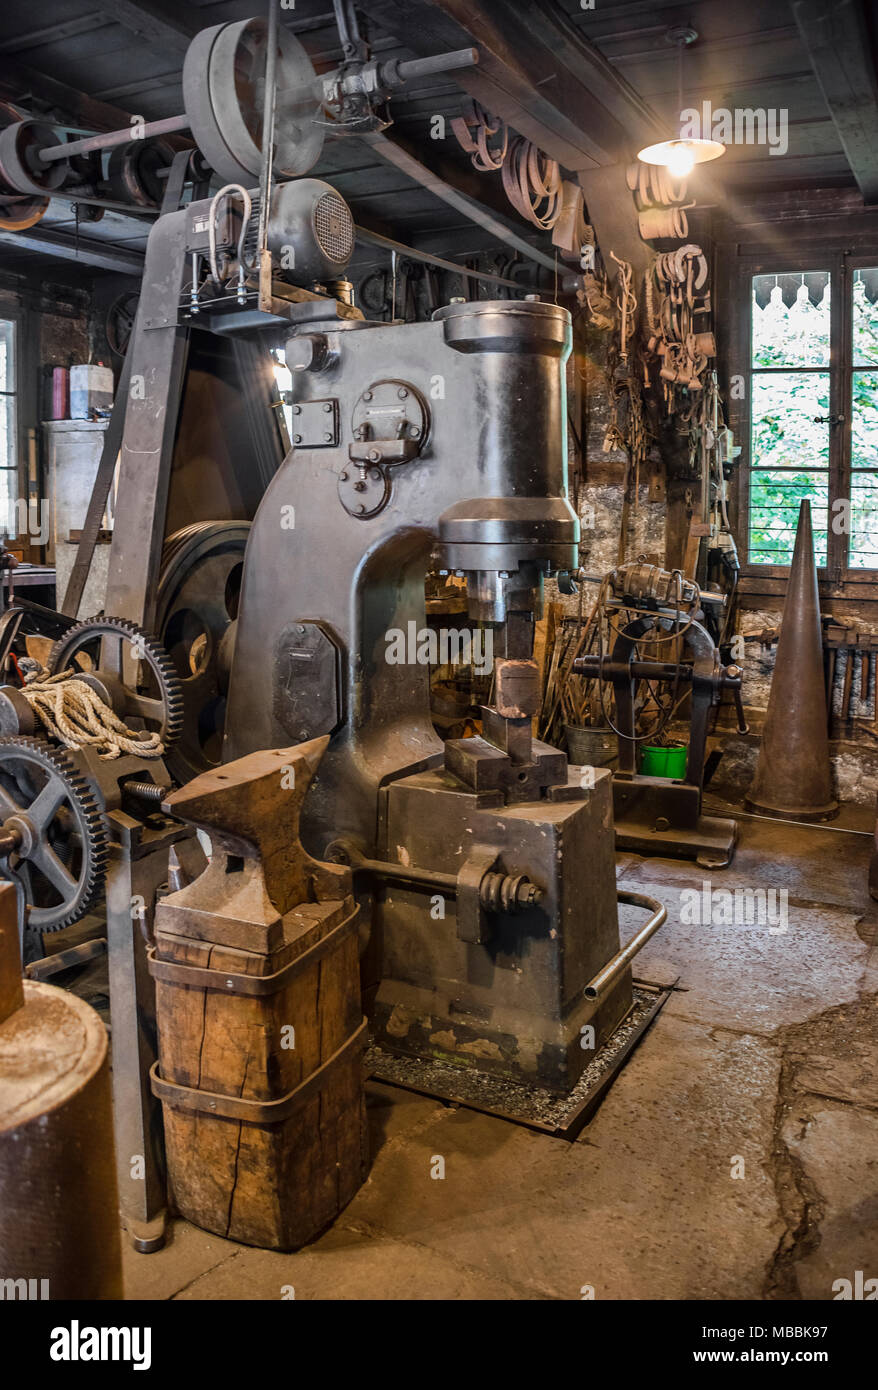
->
637, 27, 725, 175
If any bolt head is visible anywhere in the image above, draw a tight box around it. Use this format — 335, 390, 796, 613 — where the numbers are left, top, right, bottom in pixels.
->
363, 391, 373, 402
323, 402, 332, 412
324, 432, 333, 441
340, 471, 348, 482
397, 387, 408, 399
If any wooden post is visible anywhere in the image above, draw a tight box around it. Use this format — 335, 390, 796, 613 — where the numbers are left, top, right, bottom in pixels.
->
150, 737, 369, 1249
0, 883, 23, 1024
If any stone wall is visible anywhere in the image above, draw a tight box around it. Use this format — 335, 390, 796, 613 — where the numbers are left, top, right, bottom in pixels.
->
562, 320, 874, 810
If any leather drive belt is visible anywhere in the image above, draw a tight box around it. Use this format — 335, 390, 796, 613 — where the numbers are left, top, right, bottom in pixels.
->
146, 903, 359, 996
150, 1018, 369, 1125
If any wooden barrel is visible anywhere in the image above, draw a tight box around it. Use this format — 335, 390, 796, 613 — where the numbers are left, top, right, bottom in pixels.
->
0, 976, 123, 1300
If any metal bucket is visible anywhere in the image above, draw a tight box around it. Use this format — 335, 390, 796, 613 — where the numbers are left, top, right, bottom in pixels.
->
565, 724, 616, 768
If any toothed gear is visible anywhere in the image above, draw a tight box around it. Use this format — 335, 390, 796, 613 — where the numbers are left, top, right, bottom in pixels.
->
0, 736, 108, 932
47, 615, 184, 750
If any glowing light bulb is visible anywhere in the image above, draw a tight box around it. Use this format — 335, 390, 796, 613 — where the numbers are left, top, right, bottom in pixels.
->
665, 141, 696, 178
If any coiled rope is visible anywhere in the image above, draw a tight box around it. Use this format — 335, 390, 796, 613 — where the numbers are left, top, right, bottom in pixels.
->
18, 663, 164, 760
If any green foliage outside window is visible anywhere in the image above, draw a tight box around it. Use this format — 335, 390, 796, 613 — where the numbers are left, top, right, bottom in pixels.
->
749, 271, 878, 569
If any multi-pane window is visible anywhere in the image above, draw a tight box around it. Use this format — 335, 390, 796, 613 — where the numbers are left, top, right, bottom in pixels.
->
850, 272, 878, 568
747, 265, 878, 573
0, 319, 16, 520
749, 271, 830, 565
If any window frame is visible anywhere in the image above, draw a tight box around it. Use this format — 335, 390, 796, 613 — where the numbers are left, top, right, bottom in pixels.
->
736, 249, 851, 583
0, 313, 21, 517
730, 242, 878, 601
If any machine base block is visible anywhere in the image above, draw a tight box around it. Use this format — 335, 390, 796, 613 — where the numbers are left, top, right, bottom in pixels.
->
614, 814, 739, 869
612, 775, 738, 868
368, 980, 674, 1139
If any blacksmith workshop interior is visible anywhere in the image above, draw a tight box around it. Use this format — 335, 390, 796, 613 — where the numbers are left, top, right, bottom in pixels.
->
0, 0, 876, 1315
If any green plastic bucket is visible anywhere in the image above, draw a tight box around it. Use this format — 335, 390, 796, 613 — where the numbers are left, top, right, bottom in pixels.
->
640, 743, 687, 778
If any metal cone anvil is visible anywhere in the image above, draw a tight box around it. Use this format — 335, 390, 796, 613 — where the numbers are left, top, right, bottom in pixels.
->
159, 734, 352, 948
746, 499, 838, 822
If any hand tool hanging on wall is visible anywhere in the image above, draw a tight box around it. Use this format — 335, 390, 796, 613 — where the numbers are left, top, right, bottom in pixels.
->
451, 99, 508, 170
645, 244, 712, 403
450, 95, 589, 252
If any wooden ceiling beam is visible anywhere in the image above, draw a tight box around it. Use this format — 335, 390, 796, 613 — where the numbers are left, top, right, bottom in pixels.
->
109, 0, 201, 54
0, 54, 192, 148
792, 0, 878, 204
365, 0, 664, 170
0, 223, 144, 274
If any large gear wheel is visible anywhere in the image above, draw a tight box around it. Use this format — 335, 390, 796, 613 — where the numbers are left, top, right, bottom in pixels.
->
47, 616, 184, 751
0, 736, 108, 933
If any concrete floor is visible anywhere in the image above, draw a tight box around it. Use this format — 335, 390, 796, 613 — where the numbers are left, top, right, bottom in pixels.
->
123, 814, 878, 1301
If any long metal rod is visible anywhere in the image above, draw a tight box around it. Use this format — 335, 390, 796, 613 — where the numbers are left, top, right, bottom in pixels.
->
355, 224, 539, 291
393, 49, 478, 83
256, 0, 279, 257
39, 114, 191, 164
338, 841, 458, 893
583, 891, 667, 1002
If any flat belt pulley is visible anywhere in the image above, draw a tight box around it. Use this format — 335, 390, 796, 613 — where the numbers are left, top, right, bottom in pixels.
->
182, 16, 324, 185
0, 104, 52, 230
0, 117, 69, 199
104, 139, 175, 209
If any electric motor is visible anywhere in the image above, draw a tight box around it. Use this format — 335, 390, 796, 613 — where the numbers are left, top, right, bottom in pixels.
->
267, 178, 355, 286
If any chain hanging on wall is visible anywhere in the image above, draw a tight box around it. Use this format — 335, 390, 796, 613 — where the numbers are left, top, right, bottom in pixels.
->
602, 255, 652, 566
644, 245, 713, 410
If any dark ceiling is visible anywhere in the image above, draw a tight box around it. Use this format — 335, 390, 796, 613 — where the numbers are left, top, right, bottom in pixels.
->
0, 0, 876, 280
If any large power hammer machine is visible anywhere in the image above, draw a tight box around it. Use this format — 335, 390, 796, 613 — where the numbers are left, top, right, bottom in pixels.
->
0, 9, 668, 1242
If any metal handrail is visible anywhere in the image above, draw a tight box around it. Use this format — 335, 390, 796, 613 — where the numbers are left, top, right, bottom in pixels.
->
584, 891, 668, 1001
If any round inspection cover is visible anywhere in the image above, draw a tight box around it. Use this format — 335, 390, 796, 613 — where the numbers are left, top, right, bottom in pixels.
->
183, 17, 324, 185
337, 464, 391, 519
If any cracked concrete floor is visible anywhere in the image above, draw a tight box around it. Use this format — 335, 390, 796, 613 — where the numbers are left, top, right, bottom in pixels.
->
123, 816, 878, 1301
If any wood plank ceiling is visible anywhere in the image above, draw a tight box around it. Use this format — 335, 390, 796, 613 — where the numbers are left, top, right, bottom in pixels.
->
0, 0, 875, 276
